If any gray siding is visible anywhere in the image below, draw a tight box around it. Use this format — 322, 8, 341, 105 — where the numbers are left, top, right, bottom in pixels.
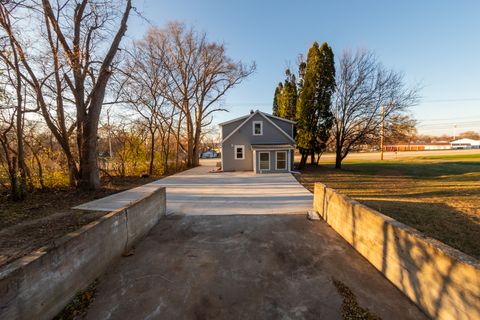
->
268, 116, 294, 138
220, 117, 247, 139
222, 137, 253, 171
221, 113, 294, 172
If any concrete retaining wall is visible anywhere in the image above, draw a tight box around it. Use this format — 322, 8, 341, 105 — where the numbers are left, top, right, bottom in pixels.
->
0, 187, 166, 320
313, 183, 480, 320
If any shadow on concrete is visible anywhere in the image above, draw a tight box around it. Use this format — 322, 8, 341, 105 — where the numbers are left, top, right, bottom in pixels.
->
85, 214, 427, 320
338, 198, 480, 320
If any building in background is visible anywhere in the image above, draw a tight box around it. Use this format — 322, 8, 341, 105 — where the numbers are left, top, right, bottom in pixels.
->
450, 138, 480, 149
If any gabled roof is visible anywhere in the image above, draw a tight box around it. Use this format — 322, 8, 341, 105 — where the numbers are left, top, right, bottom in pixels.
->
262, 112, 296, 124
218, 111, 296, 126
221, 111, 295, 144
218, 114, 250, 126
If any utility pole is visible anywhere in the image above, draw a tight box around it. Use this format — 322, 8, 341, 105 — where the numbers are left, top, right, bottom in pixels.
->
380, 105, 385, 160
453, 124, 457, 140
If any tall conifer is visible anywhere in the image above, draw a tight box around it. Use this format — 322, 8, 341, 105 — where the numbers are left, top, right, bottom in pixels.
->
296, 42, 335, 168
272, 82, 283, 116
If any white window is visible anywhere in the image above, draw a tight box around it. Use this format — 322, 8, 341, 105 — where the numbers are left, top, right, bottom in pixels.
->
253, 121, 263, 135
259, 152, 270, 170
234, 145, 245, 160
276, 151, 287, 170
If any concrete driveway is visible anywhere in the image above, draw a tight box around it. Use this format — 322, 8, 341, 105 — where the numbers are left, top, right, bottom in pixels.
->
85, 215, 426, 320
75, 161, 313, 216
79, 162, 426, 319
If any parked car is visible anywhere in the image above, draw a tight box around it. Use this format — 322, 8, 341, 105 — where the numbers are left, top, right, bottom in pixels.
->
201, 150, 218, 158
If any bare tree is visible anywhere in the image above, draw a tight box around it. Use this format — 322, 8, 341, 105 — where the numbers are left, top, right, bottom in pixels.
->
0, 0, 132, 190
0, 1, 79, 188
151, 23, 255, 167
384, 114, 417, 145
0, 5, 31, 199
114, 37, 177, 175
42, 0, 132, 189
332, 50, 419, 168
0, 87, 18, 198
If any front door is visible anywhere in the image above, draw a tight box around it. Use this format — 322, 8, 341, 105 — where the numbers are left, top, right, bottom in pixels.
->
276, 151, 287, 170
258, 152, 270, 172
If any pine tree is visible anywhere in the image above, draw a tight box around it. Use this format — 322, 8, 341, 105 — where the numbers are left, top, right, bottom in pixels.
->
296, 42, 335, 169
313, 42, 335, 163
276, 69, 297, 121
272, 82, 283, 116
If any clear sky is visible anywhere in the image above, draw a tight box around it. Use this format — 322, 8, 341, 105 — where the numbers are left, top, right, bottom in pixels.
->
127, 0, 480, 135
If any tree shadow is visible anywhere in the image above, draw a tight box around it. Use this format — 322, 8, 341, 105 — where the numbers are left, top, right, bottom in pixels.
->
379, 217, 478, 320
360, 199, 480, 259
342, 161, 480, 179
319, 187, 480, 319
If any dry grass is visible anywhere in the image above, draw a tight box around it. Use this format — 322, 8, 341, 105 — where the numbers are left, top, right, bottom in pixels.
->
295, 153, 480, 259
0, 175, 161, 266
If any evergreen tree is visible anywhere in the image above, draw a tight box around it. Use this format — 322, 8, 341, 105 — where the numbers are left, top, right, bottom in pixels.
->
296, 42, 335, 169
272, 82, 283, 116
313, 42, 335, 162
277, 69, 297, 121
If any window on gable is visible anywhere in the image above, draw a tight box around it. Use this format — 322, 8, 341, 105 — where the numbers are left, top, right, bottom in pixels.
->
253, 121, 263, 135
234, 145, 245, 160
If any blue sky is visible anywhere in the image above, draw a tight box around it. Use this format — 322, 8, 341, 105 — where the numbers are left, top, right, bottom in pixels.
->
127, 0, 480, 135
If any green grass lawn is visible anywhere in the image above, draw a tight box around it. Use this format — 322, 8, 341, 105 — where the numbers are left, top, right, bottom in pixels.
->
295, 153, 480, 259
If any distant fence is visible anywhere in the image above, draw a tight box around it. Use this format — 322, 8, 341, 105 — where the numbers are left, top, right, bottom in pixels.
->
0, 187, 166, 320
384, 144, 452, 151
314, 183, 480, 320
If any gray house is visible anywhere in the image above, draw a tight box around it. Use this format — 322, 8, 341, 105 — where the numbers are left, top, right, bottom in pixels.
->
219, 110, 295, 173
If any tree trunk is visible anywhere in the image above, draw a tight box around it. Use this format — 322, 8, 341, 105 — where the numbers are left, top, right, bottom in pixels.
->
335, 147, 342, 169
66, 154, 78, 188
186, 118, 194, 167
309, 149, 315, 165
173, 112, 181, 172
11, 26, 26, 200
315, 152, 322, 165
148, 130, 155, 175
78, 121, 100, 190
34, 153, 45, 189
15, 105, 26, 200
164, 127, 172, 175
10, 157, 18, 201
297, 149, 308, 170
192, 123, 202, 167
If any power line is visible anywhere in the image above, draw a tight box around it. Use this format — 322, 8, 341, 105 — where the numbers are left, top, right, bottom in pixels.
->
417, 115, 480, 122
417, 120, 480, 128
421, 98, 480, 103
226, 97, 480, 105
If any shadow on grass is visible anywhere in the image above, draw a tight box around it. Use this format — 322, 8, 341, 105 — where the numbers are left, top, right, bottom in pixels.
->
355, 188, 480, 198
360, 199, 480, 259
340, 161, 480, 179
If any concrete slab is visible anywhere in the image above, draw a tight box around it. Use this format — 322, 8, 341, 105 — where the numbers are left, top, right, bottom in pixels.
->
74, 163, 313, 216
85, 215, 427, 320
